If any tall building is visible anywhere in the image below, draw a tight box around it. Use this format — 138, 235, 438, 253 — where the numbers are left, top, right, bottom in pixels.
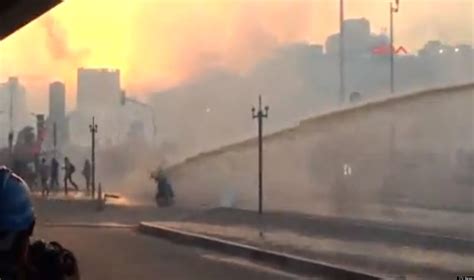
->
49, 81, 65, 121
325, 18, 377, 56
48, 81, 68, 147
344, 18, 370, 40
76, 68, 121, 113
69, 68, 122, 146
0, 77, 28, 131
325, 34, 340, 55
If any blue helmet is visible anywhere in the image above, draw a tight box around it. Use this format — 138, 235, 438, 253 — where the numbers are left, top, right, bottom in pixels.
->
0, 166, 35, 232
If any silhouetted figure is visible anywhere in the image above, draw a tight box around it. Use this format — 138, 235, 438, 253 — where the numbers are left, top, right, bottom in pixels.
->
39, 158, 50, 197
50, 157, 60, 190
82, 159, 91, 192
63, 157, 78, 193
152, 169, 174, 207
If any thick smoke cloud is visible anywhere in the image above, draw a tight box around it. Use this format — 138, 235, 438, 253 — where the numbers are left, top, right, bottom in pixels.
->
0, 0, 471, 111
125, 0, 318, 92
0, 0, 472, 207
41, 17, 90, 65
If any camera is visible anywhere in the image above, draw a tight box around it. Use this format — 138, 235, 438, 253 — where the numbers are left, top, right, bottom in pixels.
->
28, 240, 78, 280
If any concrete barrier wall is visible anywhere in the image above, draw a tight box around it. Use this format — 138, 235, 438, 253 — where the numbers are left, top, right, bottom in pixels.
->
169, 84, 474, 230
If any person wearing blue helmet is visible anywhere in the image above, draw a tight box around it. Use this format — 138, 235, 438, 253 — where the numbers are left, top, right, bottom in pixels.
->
0, 166, 80, 279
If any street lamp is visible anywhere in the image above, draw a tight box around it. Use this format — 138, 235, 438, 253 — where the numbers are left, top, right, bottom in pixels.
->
251, 95, 269, 215
339, 0, 345, 104
89, 117, 98, 198
390, 0, 400, 94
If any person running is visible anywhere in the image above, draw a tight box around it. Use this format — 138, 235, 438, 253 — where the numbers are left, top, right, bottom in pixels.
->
63, 157, 78, 194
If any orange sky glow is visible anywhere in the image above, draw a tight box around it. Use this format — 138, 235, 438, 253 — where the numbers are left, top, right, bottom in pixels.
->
0, 0, 472, 111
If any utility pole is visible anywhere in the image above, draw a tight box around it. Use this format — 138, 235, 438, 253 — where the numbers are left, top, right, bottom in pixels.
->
390, 0, 399, 94
89, 117, 98, 198
339, 0, 345, 104
252, 95, 269, 215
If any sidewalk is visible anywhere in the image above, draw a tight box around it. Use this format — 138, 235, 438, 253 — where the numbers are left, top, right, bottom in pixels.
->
143, 208, 474, 280
32, 190, 93, 201
33, 194, 199, 226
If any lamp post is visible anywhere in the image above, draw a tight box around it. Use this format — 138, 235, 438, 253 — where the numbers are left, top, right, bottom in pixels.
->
89, 117, 98, 198
251, 95, 269, 215
339, 0, 345, 104
390, 0, 400, 94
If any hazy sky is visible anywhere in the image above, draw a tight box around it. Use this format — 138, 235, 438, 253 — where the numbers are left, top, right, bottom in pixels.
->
0, 0, 472, 111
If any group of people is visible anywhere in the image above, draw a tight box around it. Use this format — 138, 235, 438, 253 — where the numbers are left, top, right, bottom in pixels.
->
37, 156, 91, 196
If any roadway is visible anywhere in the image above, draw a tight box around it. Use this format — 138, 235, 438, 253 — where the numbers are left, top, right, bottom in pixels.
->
34, 225, 301, 280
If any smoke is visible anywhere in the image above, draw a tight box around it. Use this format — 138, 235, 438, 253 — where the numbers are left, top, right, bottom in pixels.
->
161, 83, 474, 227
0, 0, 471, 109
124, 0, 320, 92
2, 0, 471, 207
41, 16, 90, 66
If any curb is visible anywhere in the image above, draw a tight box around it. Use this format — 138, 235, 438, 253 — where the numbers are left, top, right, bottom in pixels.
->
43, 222, 136, 229
138, 222, 384, 280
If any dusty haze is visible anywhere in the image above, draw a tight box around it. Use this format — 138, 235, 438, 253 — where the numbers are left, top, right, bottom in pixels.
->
0, 0, 471, 112
0, 0, 472, 211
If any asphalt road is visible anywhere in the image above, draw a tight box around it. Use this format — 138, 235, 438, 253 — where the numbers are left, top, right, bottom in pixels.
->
34, 226, 301, 280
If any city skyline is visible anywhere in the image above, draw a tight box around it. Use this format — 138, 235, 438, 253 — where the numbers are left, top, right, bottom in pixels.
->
0, 0, 471, 112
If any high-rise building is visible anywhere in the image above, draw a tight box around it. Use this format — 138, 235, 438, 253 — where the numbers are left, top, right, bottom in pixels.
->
69, 68, 121, 146
0, 77, 28, 130
344, 18, 370, 40
49, 81, 65, 121
76, 68, 121, 113
48, 81, 68, 147
325, 18, 373, 56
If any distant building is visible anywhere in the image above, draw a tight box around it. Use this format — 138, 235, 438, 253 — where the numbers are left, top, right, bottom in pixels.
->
0, 77, 29, 138
325, 18, 387, 57
49, 82, 65, 121
456, 44, 474, 55
69, 68, 127, 146
47, 81, 68, 148
325, 33, 340, 55
344, 18, 371, 55
344, 18, 370, 38
76, 68, 121, 114
418, 40, 445, 56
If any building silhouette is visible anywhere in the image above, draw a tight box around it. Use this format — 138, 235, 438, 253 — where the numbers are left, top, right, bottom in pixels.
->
69, 68, 124, 146
49, 82, 65, 121
77, 68, 121, 114
47, 81, 68, 148
0, 77, 28, 136
325, 18, 389, 57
